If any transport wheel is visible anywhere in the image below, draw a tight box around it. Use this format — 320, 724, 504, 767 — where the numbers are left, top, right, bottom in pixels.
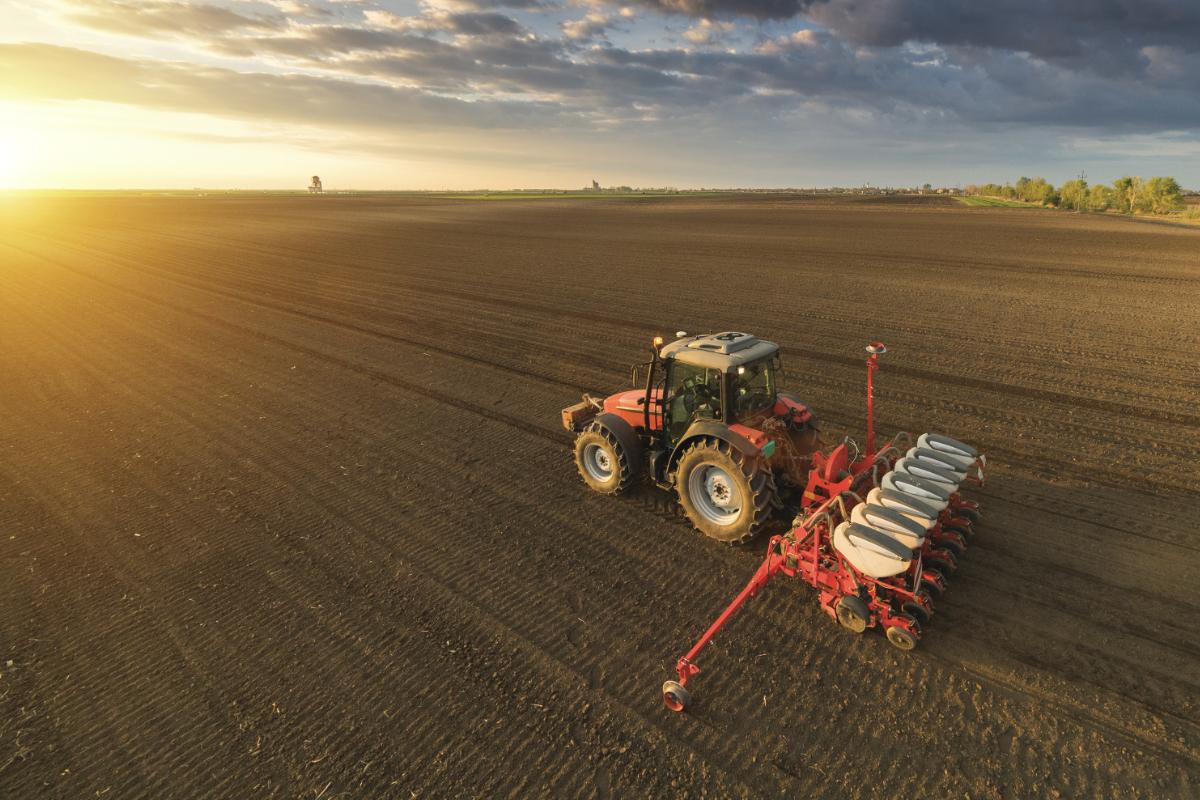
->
836, 596, 869, 633
663, 681, 690, 712
574, 423, 637, 495
886, 620, 919, 651
920, 577, 944, 600
674, 439, 776, 545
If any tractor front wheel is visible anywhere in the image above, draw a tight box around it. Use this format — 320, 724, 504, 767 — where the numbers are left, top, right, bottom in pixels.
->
574, 424, 636, 495
674, 439, 776, 545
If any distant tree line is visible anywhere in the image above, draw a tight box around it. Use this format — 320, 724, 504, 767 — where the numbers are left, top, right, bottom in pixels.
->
964, 175, 1186, 215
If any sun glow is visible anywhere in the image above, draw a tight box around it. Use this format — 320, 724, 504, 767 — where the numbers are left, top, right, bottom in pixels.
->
0, 125, 30, 189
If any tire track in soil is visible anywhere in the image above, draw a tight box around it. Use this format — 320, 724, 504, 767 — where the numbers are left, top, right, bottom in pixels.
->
81, 337, 777, 792
30, 250, 1198, 778
35, 224, 1200, 450
9, 250, 1190, 796
5, 197, 1198, 798
2, 258, 782, 796
14, 230, 1200, 674
13, 236, 1199, 501
19, 227, 1200, 584
22, 229, 1200, 433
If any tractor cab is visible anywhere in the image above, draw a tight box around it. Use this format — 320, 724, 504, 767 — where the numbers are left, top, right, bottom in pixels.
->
562, 330, 818, 544
657, 332, 782, 444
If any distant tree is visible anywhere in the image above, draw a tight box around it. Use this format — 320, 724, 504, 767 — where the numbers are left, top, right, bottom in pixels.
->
1138, 176, 1184, 214
1000, 184, 1017, 199
964, 183, 979, 195
1088, 183, 1112, 211
1058, 179, 1089, 211
922, 183, 933, 193
1017, 177, 1056, 205
1111, 176, 1141, 213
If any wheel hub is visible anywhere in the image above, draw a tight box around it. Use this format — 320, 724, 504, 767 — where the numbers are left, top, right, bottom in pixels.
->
687, 465, 743, 526
582, 443, 614, 481
705, 473, 733, 508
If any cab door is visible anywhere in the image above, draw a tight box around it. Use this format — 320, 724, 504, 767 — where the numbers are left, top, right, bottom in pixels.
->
663, 360, 723, 445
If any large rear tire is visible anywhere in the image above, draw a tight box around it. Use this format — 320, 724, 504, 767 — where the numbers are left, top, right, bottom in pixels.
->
674, 439, 776, 544
574, 423, 636, 494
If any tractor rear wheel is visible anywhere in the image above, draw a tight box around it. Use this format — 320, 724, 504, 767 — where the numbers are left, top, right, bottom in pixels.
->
674, 439, 776, 545
574, 424, 636, 495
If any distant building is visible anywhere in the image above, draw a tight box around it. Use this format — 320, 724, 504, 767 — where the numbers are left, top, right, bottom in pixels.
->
585, 179, 601, 192
308, 176, 323, 194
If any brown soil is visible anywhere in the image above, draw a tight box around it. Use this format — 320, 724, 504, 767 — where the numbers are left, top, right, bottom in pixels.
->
1, 193, 1197, 799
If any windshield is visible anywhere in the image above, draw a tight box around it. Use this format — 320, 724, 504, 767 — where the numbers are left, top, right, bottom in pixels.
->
732, 357, 778, 418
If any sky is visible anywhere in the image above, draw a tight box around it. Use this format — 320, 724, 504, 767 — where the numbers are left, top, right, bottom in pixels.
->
0, 0, 1198, 189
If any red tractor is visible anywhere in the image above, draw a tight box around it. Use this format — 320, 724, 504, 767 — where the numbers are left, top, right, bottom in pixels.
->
565, 335, 987, 710
562, 331, 821, 543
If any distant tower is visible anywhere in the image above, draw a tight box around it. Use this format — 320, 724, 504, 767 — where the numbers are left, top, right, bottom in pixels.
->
308, 175, 323, 194
592, 179, 600, 191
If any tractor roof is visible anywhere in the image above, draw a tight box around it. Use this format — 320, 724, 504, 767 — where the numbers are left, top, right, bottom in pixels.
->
659, 332, 779, 372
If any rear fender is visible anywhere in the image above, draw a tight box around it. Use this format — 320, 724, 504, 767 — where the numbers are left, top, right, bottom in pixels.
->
592, 413, 645, 475
666, 421, 762, 479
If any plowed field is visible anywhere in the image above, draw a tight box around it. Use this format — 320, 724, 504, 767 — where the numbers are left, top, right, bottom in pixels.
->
1, 193, 1197, 799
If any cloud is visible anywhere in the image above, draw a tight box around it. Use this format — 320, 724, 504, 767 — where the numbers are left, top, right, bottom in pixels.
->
755, 27, 819, 54
682, 18, 736, 45
364, 8, 527, 36
63, 0, 284, 37
626, 0, 1200, 79
419, 0, 556, 9
561, 12, 617, 41
627, 0, 809, 20
14, 0, 1200, 182
0, 43, 567, 129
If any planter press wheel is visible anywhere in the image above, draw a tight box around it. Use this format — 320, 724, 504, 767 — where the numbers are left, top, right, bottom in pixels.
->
902, 590, 932, 626
955, 507, 981, 525
663, 681, 690, 712
886, 617, 920, 651
929, 547, 958, 573
835, 596, 869, 634
939, 538, 965, 559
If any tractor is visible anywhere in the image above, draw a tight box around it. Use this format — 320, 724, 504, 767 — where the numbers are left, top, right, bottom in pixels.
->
561, 331, 821, 543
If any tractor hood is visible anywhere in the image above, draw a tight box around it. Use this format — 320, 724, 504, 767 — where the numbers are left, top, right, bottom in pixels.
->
604, 388, 663, 431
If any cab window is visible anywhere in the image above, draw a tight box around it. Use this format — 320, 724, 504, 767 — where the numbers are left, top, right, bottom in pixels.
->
666, 362, 722, 441
732, 358, 777, 419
